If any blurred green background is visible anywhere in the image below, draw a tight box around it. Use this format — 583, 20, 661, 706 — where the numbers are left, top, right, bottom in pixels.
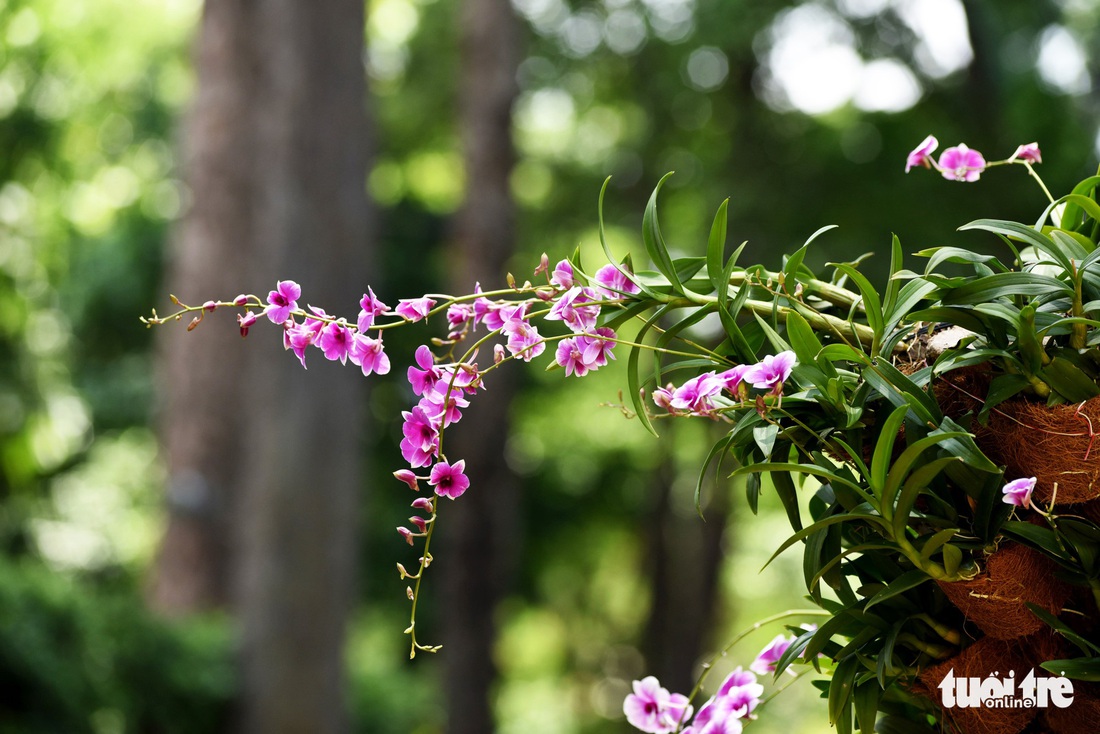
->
1, 0, 1099, 732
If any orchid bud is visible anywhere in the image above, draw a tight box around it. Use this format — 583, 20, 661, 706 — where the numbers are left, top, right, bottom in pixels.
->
534, 253, 550, 277
494, 344, 506, 364
187, 316, 202, 331
394, 469, 419, 491
411, 497, 433, 512
233, 294, 249, 306
406, 586, 415, 600
203, 300, 218, 312
397, 526, 415, 545
409, 516, 428, 533
396, 562, 408, 579
237, 310, 257, 337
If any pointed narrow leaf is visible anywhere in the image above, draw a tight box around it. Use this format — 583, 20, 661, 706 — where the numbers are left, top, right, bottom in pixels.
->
863, 569, 930, 612
871, 405, 909, 493
642, 172, 683, 292
1040, 658, 1100, 681
706, 198, 730, 291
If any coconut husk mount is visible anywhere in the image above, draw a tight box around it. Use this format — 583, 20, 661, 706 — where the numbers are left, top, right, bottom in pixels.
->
909, 366, 1100, 733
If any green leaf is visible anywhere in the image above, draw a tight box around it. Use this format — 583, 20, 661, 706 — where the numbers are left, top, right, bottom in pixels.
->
884, 279, 937, 335
941, 271, 1074, 304
882, 234, 904, 322
978, 374, 1031, 422
870, 405, 909, 494
695, 433, 736, 515
627, 305, 673, 438
853, 675, 882, 733
891, 457, 960, 541
960, 219, 1074, 272
783, 243, 811, 293
830, 262, 884, 355
829, 656, 860, 730
1025, 602, 1100, 656
754, 508, 889, 571
934, 416, 1000, 473
919, 528, 959, 561
864, 358, 940, 425
1060, 176, 1100, 230
819, 343, 872, 366
863, 569, 930, 612
874, 715, 940, 734
706, 198, 730, 292
746, 471, 762, 515
642, 172, 683, 293
597, 178, 658, 301
941, 543, 963, 577
1040, 658, 1100, 681
772, 471, 803, 532
877, 621, 903, 688
753, 423, 779, 458
731, 462, 875, 507
785, 310, 824, 368
917, 246, 1004, 273
1041, 356, 1100, 401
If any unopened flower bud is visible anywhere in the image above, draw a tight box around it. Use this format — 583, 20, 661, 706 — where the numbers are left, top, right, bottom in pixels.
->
397, 526, 415, 545
238, 310, 257, 337
494, 344, 506, 364
409, 516, 428, 533
406, 586, 415, 600
507, 272, 516, 289
394, 469, 419, 491
534, 253, 550, 277
233, 294, 249, 306
411, 497, 433, 512
187, 316, 202, 331
203, 300, 217, 312
396, 562, 408, 579
535, 287, 554, 301
170, 294, 181, 305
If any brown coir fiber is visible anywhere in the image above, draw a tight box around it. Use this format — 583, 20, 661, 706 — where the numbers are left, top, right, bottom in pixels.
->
933, 368, 1100, 504
987, 397, 1100, 505
917, 636, 1038, 734
936, 542, 1070, 640
1042, 681, 1100, 732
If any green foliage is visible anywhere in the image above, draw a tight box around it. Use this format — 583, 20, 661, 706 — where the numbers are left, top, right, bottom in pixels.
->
0, 558, 233, 733
588, 162, 1100, 729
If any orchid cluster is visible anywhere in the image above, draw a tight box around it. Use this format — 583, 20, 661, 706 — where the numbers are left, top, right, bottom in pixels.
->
147, 248, 808, 659
149, 143, 1100, 732
623, 631, 806, 734
652, 351, 796, 417
904, 135, 1042, 185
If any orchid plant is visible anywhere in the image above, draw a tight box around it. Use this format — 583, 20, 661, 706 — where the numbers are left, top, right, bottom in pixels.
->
146, 137, 1100, 733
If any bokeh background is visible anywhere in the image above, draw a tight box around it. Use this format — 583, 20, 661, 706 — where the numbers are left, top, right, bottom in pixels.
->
2, 0, 1099, 732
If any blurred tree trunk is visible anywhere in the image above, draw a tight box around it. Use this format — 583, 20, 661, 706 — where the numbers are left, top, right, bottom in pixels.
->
643, 431, 731, 696
438, 0, 522, 732
154, 0, 370, 732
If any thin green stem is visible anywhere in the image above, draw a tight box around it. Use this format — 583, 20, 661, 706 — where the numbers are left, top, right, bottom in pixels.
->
674, 609, 830, 733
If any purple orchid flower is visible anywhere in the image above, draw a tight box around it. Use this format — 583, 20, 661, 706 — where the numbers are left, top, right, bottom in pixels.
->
1001, 476, 1036, 509
429, 459, 470, 499
938, 143, 986, 182
905, 135, 938, 173
743, 351, 797, 394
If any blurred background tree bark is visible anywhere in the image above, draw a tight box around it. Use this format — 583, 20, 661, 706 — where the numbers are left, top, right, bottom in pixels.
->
153, 0, 371, 732
438, 1, 523, 732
